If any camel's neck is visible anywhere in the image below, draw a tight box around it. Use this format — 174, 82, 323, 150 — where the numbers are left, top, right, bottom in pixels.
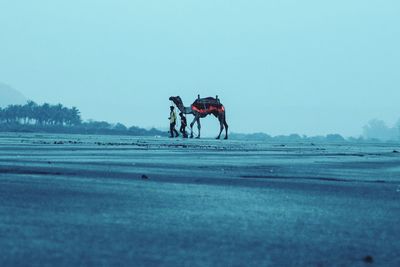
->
180, 106, 192, 114
173, 100, 192, 114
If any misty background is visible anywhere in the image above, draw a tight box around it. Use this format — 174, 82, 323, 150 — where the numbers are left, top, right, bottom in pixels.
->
1, 1, 399, 137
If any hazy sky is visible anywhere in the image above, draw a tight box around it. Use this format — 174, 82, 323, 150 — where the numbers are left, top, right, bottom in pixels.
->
1, 0, 399, 136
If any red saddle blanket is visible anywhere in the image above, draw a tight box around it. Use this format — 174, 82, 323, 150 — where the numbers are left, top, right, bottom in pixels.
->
191, 97, 224, 113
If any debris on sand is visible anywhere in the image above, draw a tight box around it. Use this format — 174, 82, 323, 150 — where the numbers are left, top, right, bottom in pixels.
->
273, 144, 286, 147
363, 255, 374, 264
141, 174, 149, 180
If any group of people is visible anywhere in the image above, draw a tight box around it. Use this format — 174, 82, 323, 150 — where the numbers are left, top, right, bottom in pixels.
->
169, 106, 188, 138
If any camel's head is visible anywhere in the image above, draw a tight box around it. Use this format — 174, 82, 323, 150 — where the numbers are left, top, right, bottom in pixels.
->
169, 96, 182, 105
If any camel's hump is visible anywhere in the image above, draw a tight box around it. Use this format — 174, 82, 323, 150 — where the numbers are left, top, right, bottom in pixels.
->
191, 97, 224, 113
192, 97, 221, 106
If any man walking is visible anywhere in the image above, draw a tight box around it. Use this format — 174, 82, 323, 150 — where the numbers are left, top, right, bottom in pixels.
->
179, 112, 188, 138
169, 106, 179, 138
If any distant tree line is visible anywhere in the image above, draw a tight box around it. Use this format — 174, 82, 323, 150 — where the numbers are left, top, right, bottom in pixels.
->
0, 101, 81, 126
231, 118, 400, 143
0, 101, 166, 136
229, 132, 352, 143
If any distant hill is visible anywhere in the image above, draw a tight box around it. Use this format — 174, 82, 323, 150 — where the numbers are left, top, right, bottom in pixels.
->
0, 83, 27, 107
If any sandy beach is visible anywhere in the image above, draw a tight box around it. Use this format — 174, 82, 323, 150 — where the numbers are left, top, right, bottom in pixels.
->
1, 133, 399, 266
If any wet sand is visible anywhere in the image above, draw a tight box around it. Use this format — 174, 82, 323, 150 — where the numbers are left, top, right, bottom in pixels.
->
1, 133, 399, 266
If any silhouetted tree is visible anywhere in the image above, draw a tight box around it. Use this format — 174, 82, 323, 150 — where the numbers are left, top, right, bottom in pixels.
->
83, 120, 111, 129
363, 119, 398, 141
326, 134, 345, 142
23, 101, 37, 124
113, 123, 127, 131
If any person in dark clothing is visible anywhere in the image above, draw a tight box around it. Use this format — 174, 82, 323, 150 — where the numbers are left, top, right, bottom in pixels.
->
179, 112, 188, 138
169, 106, 179, 138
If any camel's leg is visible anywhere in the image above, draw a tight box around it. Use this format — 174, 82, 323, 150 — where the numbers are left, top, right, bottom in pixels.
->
196, 118, 201, 139
190, 114, 200, 138
223, 117, 229, 139
216, 115, 224, 139
189, 116, 197, 139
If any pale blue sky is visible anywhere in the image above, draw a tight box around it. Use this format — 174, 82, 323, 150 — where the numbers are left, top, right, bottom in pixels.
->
1, 0, 399, 136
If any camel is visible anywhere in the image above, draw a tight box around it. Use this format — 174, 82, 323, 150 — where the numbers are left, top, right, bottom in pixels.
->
169, 95, 228, 139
